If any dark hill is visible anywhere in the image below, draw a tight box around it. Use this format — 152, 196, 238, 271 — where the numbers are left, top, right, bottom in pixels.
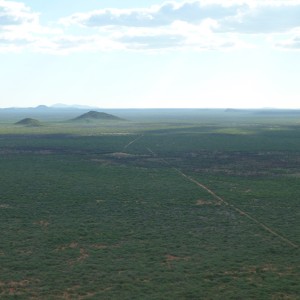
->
15, 118, 42, 127
72, 111, 124, 122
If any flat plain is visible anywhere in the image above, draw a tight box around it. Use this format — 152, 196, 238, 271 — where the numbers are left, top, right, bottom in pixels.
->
0, 109, 299, 299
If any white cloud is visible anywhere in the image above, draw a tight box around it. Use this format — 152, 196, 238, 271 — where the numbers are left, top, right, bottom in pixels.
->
60, 1, 245, 28
218, 2, 300, 34
276, 36, 300, 50
0, 0, 62, 52
60, 0, 300, 34
0, 0, 36, 50
0, 0, 38, 26
1, 0, 300, 53
34, 35, 125, 55
58, 0, 300, 52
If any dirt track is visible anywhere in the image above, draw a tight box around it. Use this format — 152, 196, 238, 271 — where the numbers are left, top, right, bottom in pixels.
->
124, 136, 298, 249
124, 135, 143, 150
146, 147, 299, 249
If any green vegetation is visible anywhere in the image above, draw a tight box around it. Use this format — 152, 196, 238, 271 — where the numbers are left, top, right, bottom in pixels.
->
0, 109, 299, 299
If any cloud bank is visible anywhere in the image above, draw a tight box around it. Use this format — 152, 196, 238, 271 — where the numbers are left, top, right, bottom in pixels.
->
1, 0, 300, 53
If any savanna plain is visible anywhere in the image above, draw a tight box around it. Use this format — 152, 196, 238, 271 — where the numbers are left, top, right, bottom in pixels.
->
0, 109, 299, 299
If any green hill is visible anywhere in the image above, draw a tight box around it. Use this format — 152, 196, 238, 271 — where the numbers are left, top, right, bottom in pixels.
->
15, 118, 42, 127
71, 111, 124, 122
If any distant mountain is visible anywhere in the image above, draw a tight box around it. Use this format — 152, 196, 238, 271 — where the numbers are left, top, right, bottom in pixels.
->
15, 118, 42, 127
225, 108, 300, 115
254, 109, 300, 115
71, 111, 124, 122
51, 103, 99, 109
35, 105, 49, 110
1, 105, 50, 110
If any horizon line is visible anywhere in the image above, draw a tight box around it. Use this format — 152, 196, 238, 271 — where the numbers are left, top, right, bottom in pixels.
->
1, 106, 300, 110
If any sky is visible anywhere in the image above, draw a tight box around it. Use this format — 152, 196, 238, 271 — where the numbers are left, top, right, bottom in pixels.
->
0, 0, 299, 109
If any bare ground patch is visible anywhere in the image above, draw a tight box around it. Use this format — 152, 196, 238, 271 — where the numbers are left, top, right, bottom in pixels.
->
0, 204, 11, 209
34, 220, 49, 228
55, 242, 78, 251
96, 199, 105, 203
78, 248, 89, 261
196, 199, 221, 206
62, 290, 97, 300
0, 279, 39, 297
271, 292, 299, 300
55, 242, 89, 265
222, 264, 296, 277
106, 152, 137, 158
164, 254, 190, 269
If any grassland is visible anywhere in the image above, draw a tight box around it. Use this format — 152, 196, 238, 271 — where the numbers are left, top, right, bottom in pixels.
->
0, 109, 299, 299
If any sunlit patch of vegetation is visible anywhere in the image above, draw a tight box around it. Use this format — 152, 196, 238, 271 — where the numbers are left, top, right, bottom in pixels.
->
213, 128, 255, 135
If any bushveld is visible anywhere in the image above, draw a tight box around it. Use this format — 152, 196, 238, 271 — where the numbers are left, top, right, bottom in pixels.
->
0, 109, 299, 299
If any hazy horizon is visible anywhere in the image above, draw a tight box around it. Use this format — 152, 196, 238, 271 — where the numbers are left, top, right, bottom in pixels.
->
1, 104, 300, 110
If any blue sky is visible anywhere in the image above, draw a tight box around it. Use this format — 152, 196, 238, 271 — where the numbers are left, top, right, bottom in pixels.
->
0, 0, 300, 108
